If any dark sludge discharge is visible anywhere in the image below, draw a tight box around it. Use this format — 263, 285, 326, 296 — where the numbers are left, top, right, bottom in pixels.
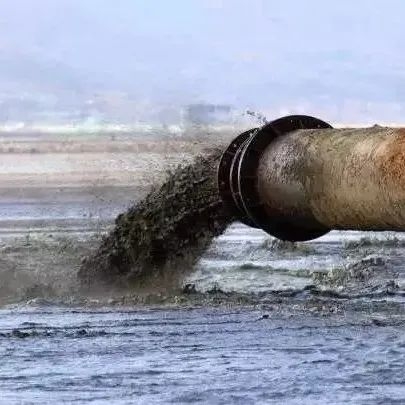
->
78, 148, 232, 288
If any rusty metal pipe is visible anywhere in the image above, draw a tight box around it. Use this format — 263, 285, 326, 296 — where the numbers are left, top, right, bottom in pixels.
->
218, 115, 405, 241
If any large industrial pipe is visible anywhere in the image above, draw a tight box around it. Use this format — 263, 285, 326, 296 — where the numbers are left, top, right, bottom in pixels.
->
218, 115, 405, 241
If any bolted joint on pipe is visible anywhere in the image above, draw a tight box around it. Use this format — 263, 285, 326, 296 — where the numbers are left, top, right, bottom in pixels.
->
218, 115, 405, 242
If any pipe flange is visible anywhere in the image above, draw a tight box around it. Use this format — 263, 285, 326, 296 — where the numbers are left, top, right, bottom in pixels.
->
238, 115, 333, 241
218, 128, 258, 227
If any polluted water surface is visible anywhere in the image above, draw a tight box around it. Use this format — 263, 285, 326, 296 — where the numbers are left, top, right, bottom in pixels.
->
3, 139, 405, 405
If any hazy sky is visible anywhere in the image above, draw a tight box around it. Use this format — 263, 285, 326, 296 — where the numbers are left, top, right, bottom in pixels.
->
0, 0, 405, 119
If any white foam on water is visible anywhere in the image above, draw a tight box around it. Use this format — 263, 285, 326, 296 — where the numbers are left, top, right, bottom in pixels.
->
188, 223, 405, 293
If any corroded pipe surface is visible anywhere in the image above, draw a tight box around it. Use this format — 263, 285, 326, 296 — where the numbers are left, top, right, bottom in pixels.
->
218, 115, 405, 241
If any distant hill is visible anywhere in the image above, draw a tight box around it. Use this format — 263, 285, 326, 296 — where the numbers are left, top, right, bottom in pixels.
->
0, 0, 404, 122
